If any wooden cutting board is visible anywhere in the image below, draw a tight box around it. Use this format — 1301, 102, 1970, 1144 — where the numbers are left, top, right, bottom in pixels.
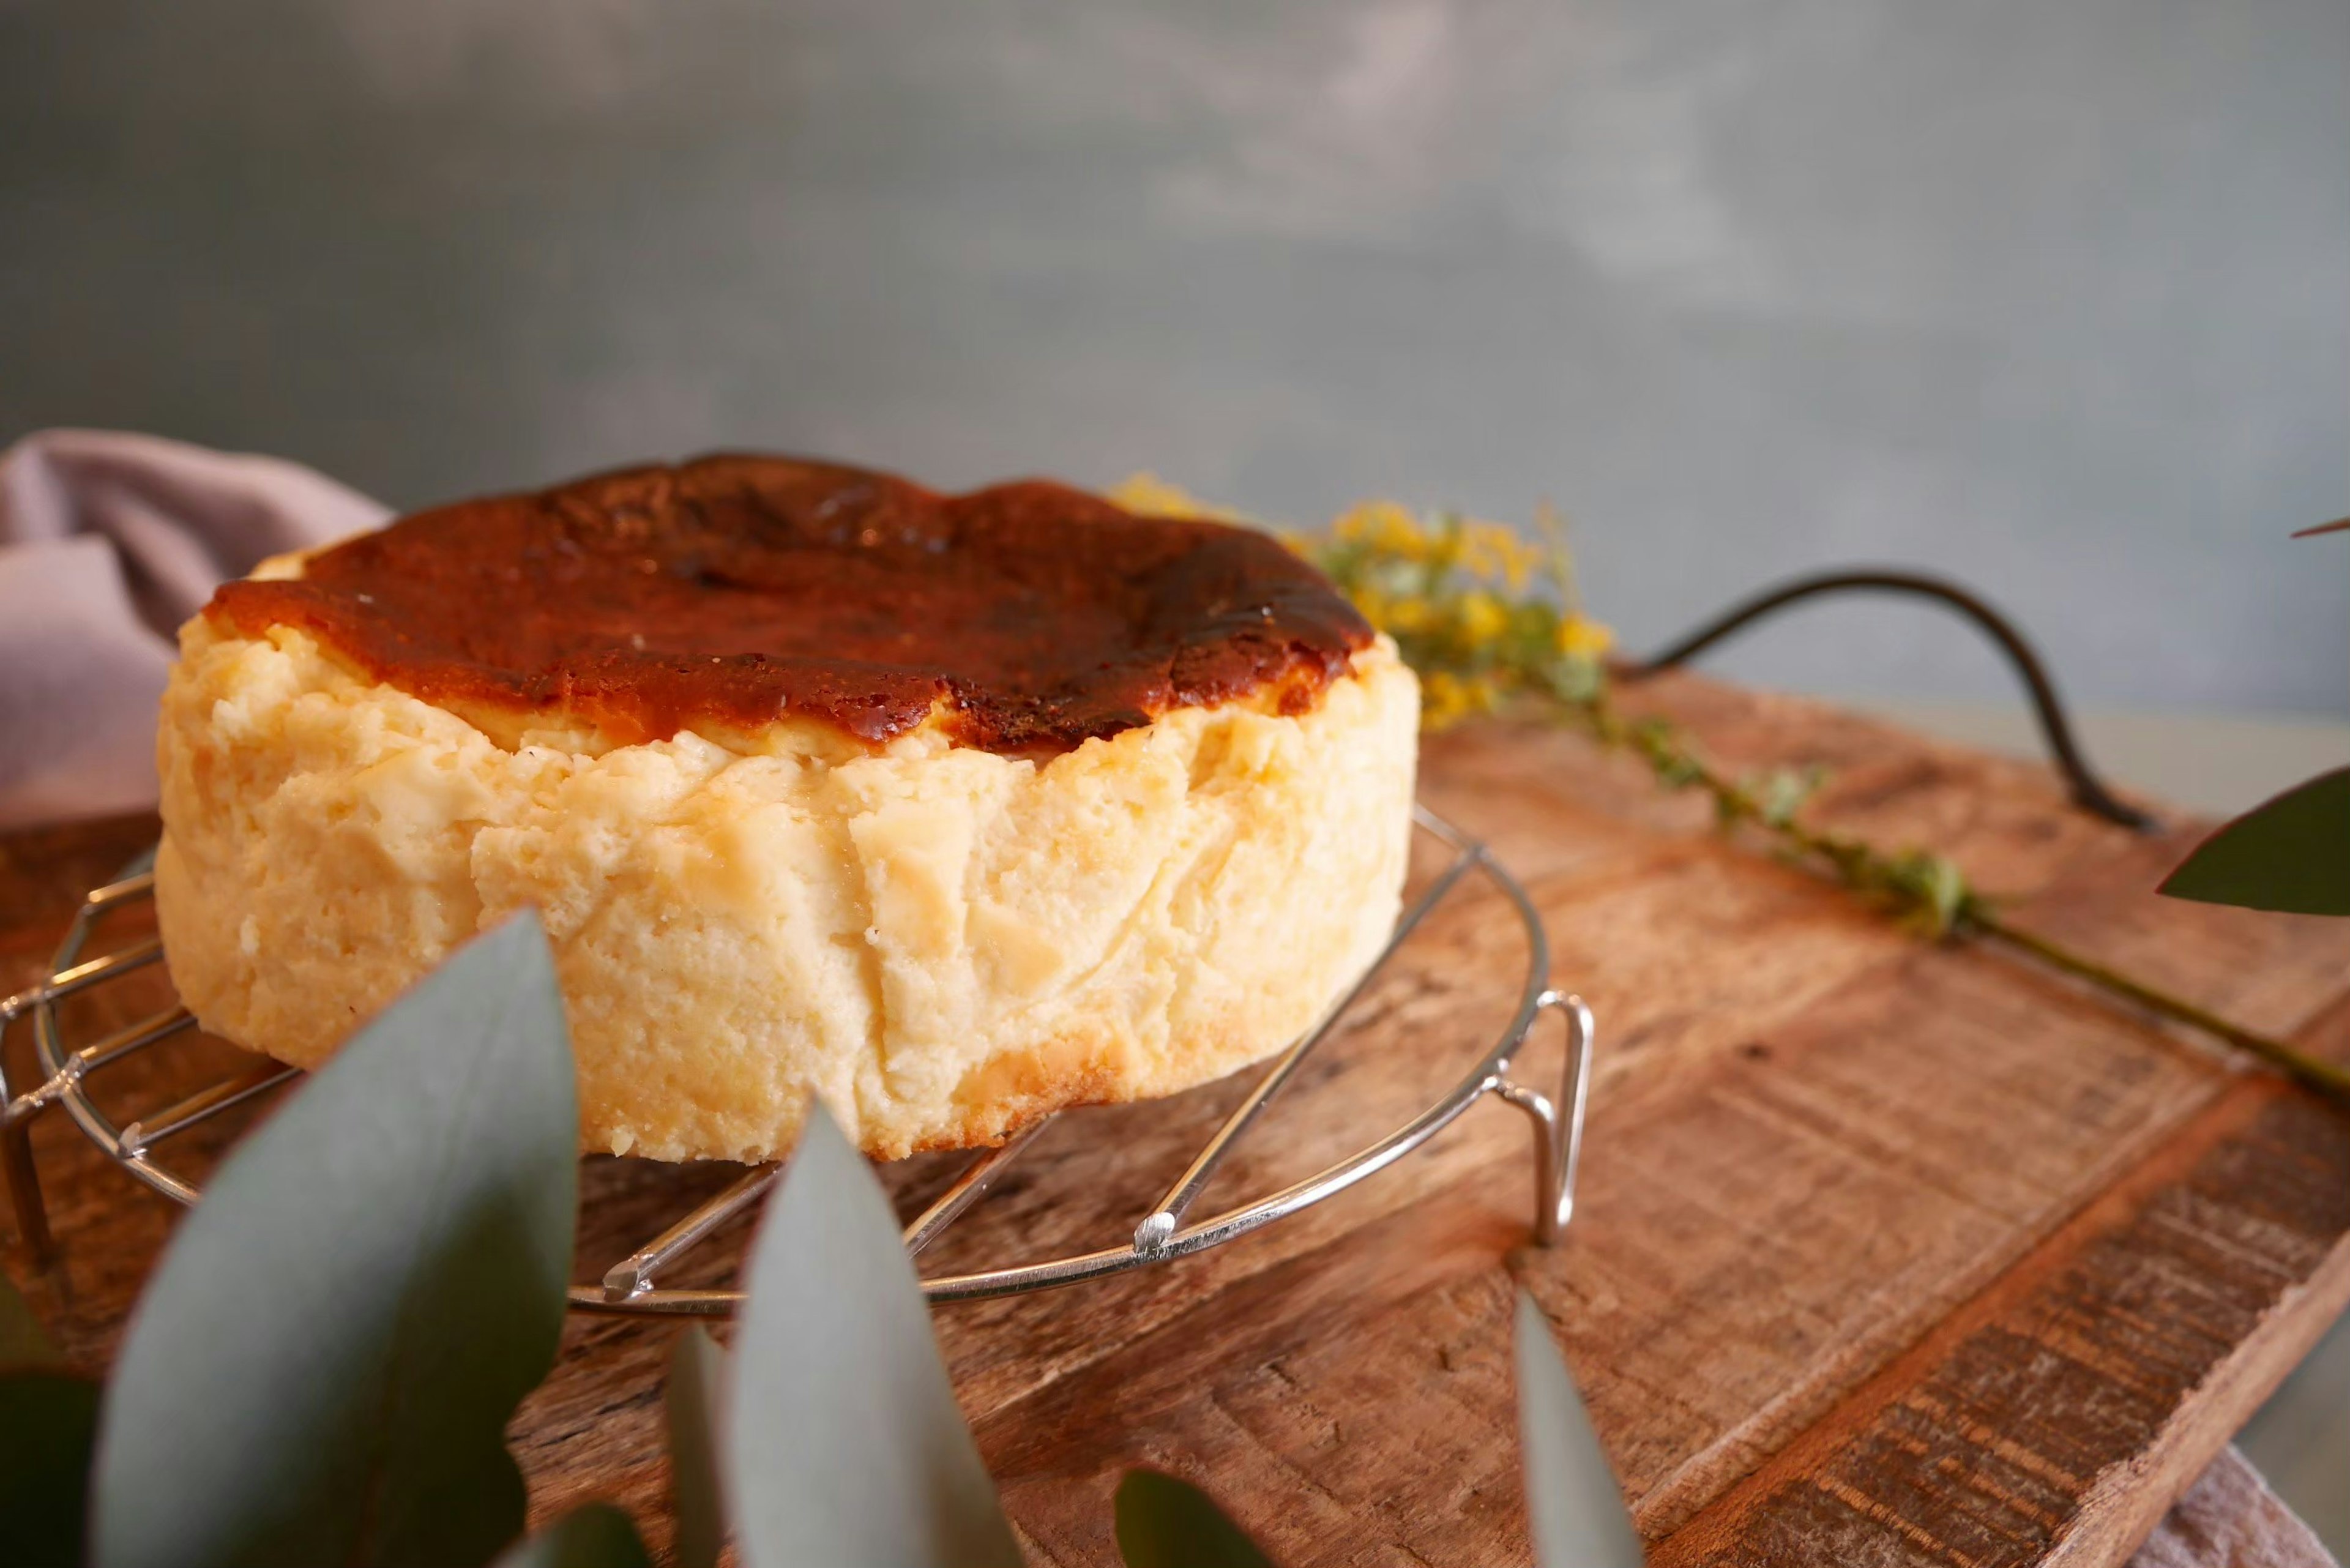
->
6, 671, 2347, 1567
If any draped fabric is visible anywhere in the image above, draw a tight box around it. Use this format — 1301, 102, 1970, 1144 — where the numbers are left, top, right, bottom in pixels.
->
0, 430, 385, 829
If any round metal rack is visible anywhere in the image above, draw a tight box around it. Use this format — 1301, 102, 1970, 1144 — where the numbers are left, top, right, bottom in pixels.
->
1, 805, 1592, 1314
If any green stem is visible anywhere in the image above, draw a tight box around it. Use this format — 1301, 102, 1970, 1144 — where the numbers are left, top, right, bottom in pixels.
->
1569, 693, 2350, 1109
1969, 911, 2350, 1102
1303, 523, 2348, 1110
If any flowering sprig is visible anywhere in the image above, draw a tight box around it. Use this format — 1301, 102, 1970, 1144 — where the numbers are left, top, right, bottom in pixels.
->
1113, 477, 1614, 731
1109, 474, 2350, 1103
1114, 471, 1970, 928
1603, 704, 1980, 938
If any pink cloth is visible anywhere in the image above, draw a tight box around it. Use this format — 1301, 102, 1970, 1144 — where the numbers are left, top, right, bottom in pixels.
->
2134, 1448, 2338, 1568
0, 429, 386, 829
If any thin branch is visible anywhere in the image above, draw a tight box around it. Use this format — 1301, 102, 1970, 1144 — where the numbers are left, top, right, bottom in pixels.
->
1163, 478, 2350, 1113
1579, 692, 2350, 1107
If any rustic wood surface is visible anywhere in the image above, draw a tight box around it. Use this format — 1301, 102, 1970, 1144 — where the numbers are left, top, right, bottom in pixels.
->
5, 673, 2346, 1566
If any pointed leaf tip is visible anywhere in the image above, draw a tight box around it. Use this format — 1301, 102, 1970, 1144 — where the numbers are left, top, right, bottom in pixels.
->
94, 911, 579, 1568
1515, 1291, 1644, 1568
728, 1103, 1022, 1568
2158, 767, 2350, 917
666, 1326, 728, 1568
1114, 1469, 1277, 1568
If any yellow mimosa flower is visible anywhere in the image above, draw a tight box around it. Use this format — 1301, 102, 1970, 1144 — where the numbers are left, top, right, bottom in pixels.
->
1555, 615, 1616, 659
1453, 591, 1510, 648
1108, 472, 1240, 521
1335, 500, 1430, 559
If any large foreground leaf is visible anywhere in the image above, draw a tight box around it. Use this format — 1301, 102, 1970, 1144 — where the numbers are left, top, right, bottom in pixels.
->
1114, 1470, 1277, 1568
727, 1105, 1022, 1568
94, 913, 579, 1568
1515, 1291, 1644, 1568
2159, 767, 2350, 917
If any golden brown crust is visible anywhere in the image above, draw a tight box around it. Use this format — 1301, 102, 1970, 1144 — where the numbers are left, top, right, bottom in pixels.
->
206, 454, 1375, 755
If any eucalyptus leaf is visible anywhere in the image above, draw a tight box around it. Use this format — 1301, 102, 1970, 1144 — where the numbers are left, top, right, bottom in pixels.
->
2158, 767, 2350, 917
727, 1105, 1022, 1568
488, 1504, 653, 1568
1113, 1469, 1277, 1568
666, 1326, 728, 1568
0, 1370, 101, 1568
1515, 1291, 1643, 1568
93, 912, 580, 1568
1, 1265, 61, 1368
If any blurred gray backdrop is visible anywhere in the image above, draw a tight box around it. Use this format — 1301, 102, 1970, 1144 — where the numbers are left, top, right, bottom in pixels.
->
3, 0, 2344, 713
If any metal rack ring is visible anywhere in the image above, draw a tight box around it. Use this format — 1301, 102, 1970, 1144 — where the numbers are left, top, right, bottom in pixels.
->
2, 804, 1589, 1314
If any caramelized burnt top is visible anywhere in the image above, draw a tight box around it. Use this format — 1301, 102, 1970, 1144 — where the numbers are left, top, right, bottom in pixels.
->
207, 454, 1374, 752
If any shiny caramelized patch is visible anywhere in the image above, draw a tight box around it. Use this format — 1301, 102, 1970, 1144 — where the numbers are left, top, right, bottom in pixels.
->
207, 455, 1374, 752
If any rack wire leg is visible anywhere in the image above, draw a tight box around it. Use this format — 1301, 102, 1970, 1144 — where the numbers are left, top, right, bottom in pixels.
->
1494, 992, 1595, 1247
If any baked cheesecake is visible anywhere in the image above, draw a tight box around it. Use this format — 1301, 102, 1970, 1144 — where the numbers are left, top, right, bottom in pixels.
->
154, 455, 1419, 1161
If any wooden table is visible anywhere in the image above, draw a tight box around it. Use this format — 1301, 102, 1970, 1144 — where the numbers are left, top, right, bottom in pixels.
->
6, 673, 2347, 1566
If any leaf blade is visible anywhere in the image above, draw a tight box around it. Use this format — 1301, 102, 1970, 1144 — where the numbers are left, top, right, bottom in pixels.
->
726, 1105, 1021, 1568
1515, 1291, 1643, 1568
93, 912, 579, 1568
2158, 767, 2350, 916
1113, 1469, 1277, 1568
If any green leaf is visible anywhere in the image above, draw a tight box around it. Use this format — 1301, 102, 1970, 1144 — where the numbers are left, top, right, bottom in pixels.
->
1514, 1291, 1643, 1568
0, 1266, 62, 1369
488, 1505, 652, 1568
1751, 766, 1824, 830
0, 1370, 101, 1568
727, 1105, 1021, 1568
1895, 851, 1972, 938
94, 912, 579, 1568
1114, 1469, 1277, 1568
2159, 767, 2350, 916
666, 1327, 727, 1568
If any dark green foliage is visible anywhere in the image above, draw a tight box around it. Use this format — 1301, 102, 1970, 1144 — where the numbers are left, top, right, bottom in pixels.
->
2160, 768, 2350, 917
1114, 1469, 1277, 1568
0, 1370, 102, 1568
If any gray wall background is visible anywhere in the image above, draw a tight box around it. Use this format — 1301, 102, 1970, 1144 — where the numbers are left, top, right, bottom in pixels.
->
4, 0, 2344, 714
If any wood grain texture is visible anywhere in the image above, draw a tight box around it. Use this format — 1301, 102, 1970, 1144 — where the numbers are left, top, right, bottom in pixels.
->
4, 673, 2346, 1567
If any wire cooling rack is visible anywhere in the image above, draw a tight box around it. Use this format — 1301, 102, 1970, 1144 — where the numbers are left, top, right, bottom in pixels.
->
1, 805, 1591, 1314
